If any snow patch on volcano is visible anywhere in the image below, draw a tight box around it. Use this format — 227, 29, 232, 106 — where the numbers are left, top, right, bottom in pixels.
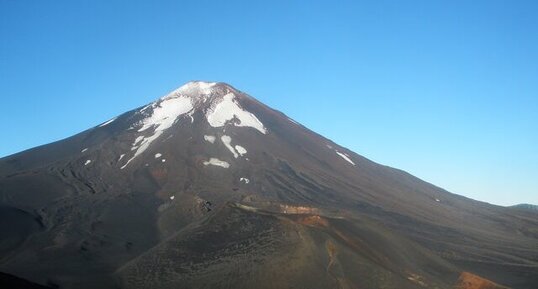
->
206, 93, 266, 134
160, 81, 217, 105
221, 135, 238, 158
176, 81, 216, 96
203, 158, 230, 168
235, 145, 247, 156
137, 97, 193, 132
121, 96, 193, 169
288, 118, 299, 125
336, 151, 355, 166
204, 135, 216, 143
99, 117, 117, 127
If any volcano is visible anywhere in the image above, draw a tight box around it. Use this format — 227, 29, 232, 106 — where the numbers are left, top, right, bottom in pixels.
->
0, 81, 537, 289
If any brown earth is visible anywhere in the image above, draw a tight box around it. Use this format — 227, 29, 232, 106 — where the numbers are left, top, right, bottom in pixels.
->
455, 272, 510, 289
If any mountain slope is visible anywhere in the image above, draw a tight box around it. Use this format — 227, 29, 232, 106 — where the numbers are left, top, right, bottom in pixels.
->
0, 81, 537, 289
511, 204, 538, 212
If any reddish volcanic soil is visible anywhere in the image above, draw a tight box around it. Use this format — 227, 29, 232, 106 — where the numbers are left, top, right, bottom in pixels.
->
455, 272, 509, 289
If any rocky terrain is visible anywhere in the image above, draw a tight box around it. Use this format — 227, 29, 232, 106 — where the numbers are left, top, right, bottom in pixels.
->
1, 81, 537, 289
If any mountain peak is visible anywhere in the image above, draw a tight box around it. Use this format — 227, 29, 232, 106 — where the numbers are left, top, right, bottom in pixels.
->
174, 81, 218, 97
118, 81, 266, 169
162, 81, 239, 102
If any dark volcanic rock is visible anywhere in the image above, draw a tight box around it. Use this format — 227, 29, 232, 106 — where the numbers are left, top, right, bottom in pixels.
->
0, 272, 54, 289
0, 81, 537, 289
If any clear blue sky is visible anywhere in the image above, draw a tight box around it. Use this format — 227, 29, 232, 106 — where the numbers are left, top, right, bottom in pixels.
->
1, 1, 537, 206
